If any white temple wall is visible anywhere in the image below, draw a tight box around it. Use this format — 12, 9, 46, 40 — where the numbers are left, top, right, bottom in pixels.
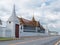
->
0, 27, 6, 37
6, 22, 15, 38
20, 32, 49, 37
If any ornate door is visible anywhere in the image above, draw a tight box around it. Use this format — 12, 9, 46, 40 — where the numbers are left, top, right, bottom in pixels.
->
15, 24, 19, 38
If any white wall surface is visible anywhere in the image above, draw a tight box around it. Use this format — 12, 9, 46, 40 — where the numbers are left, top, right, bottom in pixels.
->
6, 22, 15, 38
20, 32, 49, 37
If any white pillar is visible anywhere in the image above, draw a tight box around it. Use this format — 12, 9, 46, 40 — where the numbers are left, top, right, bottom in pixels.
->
36, 27, 37, 32
44, 29, 49, 36
12, 30, 15, 38
11, 24, 15, 38
22, 25, 24, 32
19, 26, 21, 38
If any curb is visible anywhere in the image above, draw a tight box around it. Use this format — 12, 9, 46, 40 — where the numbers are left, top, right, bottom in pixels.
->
12, 38, 21, 40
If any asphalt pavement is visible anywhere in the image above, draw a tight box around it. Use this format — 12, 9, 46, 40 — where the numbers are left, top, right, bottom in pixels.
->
0, 36, 60, 45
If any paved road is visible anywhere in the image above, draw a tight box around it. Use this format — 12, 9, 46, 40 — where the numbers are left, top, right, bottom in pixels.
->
0, 36, 60, 45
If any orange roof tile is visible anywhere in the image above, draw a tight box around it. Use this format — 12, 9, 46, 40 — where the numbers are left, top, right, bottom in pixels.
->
18, 17, 45, 30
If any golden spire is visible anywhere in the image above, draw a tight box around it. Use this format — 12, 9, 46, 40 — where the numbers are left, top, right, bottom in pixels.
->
32, 11, 35, 22
32, 16, 35, 21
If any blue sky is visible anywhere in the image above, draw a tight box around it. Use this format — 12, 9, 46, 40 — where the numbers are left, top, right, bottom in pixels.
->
0, 0, 60, 33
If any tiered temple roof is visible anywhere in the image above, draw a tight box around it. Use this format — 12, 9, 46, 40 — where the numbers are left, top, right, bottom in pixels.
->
18, 17, 45, 30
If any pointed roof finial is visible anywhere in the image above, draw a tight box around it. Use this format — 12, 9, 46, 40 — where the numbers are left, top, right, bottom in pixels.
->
13, 4, 15, 13
7, 3, 17, 22
32, 10, 35, 21
12, 4, 16, 16
32, 16, 35, 21
33, 10, 34, 17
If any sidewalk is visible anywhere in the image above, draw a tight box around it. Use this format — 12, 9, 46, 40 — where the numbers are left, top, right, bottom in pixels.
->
13, 36, 50, 40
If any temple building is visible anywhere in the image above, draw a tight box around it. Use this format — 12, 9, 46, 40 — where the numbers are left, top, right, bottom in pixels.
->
0, 5, 49, 38
19, 16, 45, 33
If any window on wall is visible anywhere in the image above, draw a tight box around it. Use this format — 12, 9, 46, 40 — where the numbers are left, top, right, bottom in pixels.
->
21, 26, 22, 30
9, 21, 11, 24
38, 29, 45, 33
23, 25, 36, 32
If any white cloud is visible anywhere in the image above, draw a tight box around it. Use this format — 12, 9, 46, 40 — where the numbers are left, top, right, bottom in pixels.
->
0, 0, 60, 32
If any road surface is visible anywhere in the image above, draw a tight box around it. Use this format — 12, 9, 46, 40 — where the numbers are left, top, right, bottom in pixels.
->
0, 36, 60, 45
